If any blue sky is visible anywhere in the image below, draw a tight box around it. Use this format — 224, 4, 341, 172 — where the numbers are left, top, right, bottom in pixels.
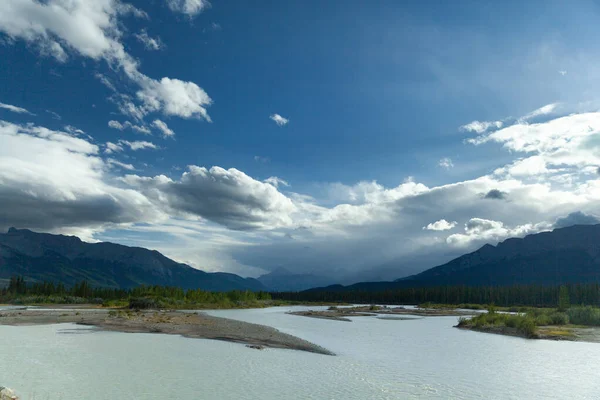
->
1, 0, 600, 281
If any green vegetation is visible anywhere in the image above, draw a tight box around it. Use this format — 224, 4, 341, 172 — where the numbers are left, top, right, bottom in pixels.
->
273, 282, 600, 308
0, 276, 273, 309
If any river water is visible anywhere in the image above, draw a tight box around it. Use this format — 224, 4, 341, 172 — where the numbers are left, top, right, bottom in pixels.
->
1, 305, 599, 399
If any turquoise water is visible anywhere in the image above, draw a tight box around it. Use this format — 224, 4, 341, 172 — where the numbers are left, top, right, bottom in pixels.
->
1, 306, 600, 399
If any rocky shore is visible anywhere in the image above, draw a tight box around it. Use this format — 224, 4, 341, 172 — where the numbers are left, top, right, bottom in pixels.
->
0, 308, 334, 356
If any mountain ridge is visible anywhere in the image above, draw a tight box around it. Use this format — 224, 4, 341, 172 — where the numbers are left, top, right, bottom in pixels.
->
0, 228, 266, 292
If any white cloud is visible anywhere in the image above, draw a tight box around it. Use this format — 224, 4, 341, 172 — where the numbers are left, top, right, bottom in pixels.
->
254, 155, 270, 163
134, 29, 164, 51
0, 102, 33, 115
446, 218, 551, 247
104, 141, 124, 154
460, 120, 503, 134
264, 177, 289, 188
119, 140, 158, 151
122, 166, 297, 230
45, 110, 62, 120
270, 114, 289, 126
0, 120, 159, 232
438, 157, 454, 169
424, 219, 457, 231
518, 103, 559, 122
137, 78, 212, 120
559, 70, 567, 76
167, 0, 211, 17
107, 158, 135, 171
151, 119, 175, 138
108, 120, 125, 130
0, 0, 212, 122
108, 120, 151, 135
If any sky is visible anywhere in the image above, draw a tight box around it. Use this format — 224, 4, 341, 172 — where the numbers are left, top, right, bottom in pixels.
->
1, 0, 600, 282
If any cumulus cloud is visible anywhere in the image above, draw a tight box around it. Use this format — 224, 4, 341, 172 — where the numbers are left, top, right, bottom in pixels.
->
104, 141, 124, 154
438, 157, 454, 169
0, 102, 33, 115
270, 114, 289, 126
167, 0, 211, 17
0, 120, 159, 232
424, 219, 457, 231
554, 211, 600, 229
134, 29, 164, 51
460, 120, 503, 133
151, 119, 175, 138
121, 166, 297, 230
137, 78, 212, 120
446, 218, 551, 247
0, 0, 212, 122
108, 120, 125, 130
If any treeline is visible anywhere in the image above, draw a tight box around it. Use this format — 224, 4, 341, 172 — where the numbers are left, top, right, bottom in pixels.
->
0, 276, 271, 308
271, 283, 600, 307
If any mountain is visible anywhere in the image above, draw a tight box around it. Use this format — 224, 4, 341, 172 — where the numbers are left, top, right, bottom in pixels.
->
399, 224, 600, 286
257, 267, 334, 292
0, 228, 267, 291
306, 224, 600, 292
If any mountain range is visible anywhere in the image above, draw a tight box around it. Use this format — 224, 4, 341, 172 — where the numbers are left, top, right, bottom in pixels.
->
0, 228, 266, 291
2, 224, 600, 292
307, 224, 600, 292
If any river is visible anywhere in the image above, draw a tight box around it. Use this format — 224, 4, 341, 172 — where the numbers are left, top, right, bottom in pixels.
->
1, 305, 599, 399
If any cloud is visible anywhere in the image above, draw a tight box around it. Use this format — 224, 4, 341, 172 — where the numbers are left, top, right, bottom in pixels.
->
137, 78, 213, 120
554, 211, 600, 229
446, 218, 551, 247
64, 125, 84, 135
104, 141, 124, 154
119, 140, 158, 151
45, 110, 62, 120
151, 119, 175, 138
108, 120, 151, 135
423, 219, 457, 231
438, 157, 454, 169
518, 103, 559, 123
264, 177, 289, 188
0, 0, 212, 123
559, 70, 567, 76
107, 158, 135, 171
254, 155, 270, 163
483, 189, 507, 200
134, 30, 164, 51
0, 120, 159, 232
0, 102, 33, 115
121, 166, 297, 230
108, 120, 125, 130
167, 0, 211, 17
270, 114, 289, 126
460, 120, 503, 133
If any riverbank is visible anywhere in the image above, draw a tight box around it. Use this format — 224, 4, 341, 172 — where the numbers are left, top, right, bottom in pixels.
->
0, 308, 334, 355
289, 305, 477, 321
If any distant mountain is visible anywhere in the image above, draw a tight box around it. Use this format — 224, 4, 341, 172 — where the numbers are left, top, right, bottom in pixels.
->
257, 267, 334, 292
306, 224, 600, 292
0, 228, 267, 291
399, 224, 600, 286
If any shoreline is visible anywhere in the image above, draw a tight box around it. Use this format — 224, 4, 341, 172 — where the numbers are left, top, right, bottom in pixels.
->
455, 324, 600, 343
289, 305, 476, 322
0, 308, 334, 356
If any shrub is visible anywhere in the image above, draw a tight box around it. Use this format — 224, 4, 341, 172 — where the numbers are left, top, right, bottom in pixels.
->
535, 314, 551, 326
129, 297, 158, 310
549, 312, 569, 325
567, 306, 600, 326
517, 317, 537, 337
